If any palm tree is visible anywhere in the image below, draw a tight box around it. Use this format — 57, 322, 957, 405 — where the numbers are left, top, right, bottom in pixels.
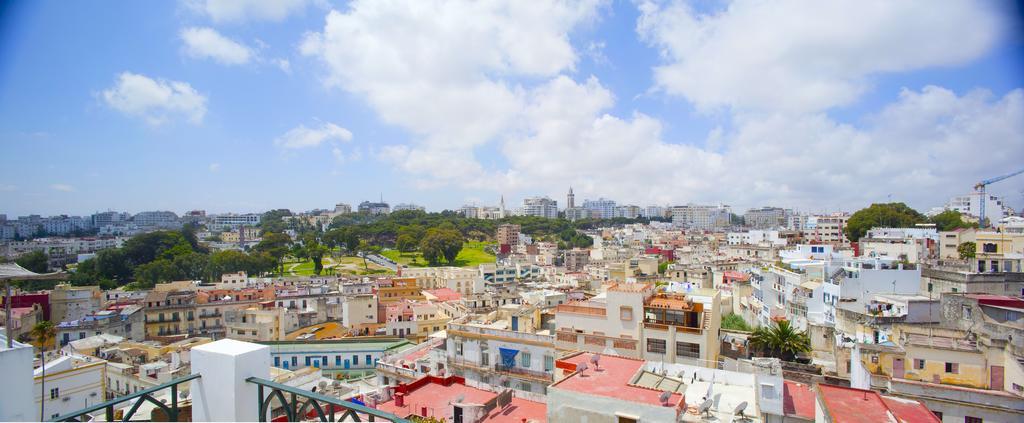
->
31, 320, 56, 420
749, 319, 810, 362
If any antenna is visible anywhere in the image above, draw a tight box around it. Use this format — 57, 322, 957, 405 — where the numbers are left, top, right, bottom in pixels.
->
659, 391, 672, 405
733, 401, 748, 419
698, 399, 713, 418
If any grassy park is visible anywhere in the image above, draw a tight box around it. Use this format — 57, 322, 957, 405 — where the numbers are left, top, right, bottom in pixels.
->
379, 241, 496, 268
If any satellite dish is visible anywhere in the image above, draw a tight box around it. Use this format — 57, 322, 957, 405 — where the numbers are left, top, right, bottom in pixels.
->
576, 362, 589, 374
319, 381, 328, 390
589, 354, 601, 369
659, 391, 672, 405
179, 390, 189, 400
332, 381, 342, 388
453, 394, 466, 404
733, 401, 748, 417
698, 399, 713, 417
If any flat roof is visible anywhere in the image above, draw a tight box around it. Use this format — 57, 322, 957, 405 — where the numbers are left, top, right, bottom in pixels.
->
377, 376, 546, 422
818, 384, 938, 423
783, 381, 815, 420
551, 353, 683, 408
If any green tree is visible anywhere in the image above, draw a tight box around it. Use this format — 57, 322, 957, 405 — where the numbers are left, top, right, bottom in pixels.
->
844, 203, 927, 242
31, 320, 56, 420
396, 233, 418, 253
172, 252, 209, 281
306, 243, 328, 275
254, 232, 292, 273
16, 250, 48, 273
133, 259, 179, 287
930, 210, 975, 231
122, 231, 193, 265
419, 228, 463, 265
749, 320, 811, 362
957, 241, 976, 259
721, 313, 753, 332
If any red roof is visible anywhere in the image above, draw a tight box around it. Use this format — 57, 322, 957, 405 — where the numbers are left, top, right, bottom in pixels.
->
550, 353, 684, 409
424, 288, 462, 302
783, 381, 815, 420
818, 384, 938, 423
965, 294, 1024, 310
376, 375, 546, 422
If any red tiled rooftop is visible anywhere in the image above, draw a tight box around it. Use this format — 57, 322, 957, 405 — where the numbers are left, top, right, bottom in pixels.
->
783, 381, 815, 420
965, 294, 1024, 309
881, 396, 941, 423
376, 376, 546, 422
818, 384, 938, 423
551, 353, 683, 409
424, 288, 462, 302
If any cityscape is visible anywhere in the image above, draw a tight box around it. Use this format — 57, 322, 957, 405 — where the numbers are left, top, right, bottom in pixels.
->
2, 1, 1024, 423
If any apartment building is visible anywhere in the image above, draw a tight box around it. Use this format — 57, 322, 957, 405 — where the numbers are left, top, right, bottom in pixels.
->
640, 291, 722, 367
264, 337, 412, 379
582, 198, 616, 219
446, 308, 556, 396
50, 284, 102, 323
142, 290, 197, 338
496, 223, 521, 253
224, 307, 291, 342
744, 207, 789, 229
810, 213, 850, 246
554, 283, 654, 358
34, 355, 107, 420
56, 305, 144, 346
522, 197, 558, 219
399, 267, 481, 295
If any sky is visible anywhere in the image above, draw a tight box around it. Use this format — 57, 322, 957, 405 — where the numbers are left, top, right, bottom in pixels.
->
1, 0, 1023, 217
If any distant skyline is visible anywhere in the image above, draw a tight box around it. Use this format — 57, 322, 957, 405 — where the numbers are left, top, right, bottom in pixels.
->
2, 1, 1023, 217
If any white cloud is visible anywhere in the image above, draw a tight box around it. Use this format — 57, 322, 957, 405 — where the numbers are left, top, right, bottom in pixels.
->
636, 0, 1006, 112
185, 0, 313, 23
50, 184, 75, 192
274, 122, 352, 149
209, 163, 221, 172
0, 184, 17, 192
101, 72, 208, 125
301, 0, 601, 180
503, 77, 1024, 210
180, 27, 253, 65
273, 58, 291, 74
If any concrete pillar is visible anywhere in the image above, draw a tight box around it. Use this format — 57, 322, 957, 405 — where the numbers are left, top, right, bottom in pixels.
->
0, 338, 35, 421
190, 339, 270, 422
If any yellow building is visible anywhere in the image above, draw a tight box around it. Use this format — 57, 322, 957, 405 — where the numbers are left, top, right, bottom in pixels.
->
974, 231, 1024, 273
377, 277, 425, 303
142, 290, 197, 339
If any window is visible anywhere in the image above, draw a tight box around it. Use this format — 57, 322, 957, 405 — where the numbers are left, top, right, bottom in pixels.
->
291, 356, 297, 367
274, 357, 280, 367
367, 355, 373, 365
620, 306, 633, 321
982, 243, 997, 253
336, 356, 342, 366
945, 362, 958, 374
914, 359, 925, 370
521, 352, 531, 368
675, 342, 700, 359
647, 338, 666, 354
965, 416, 983, 423
353, 355, 359, 365
544, 355, 554, 372
962, 305, 972, 319
932, 411, 942, 420
50, 387, 60, 399
322, 356, 328, 366
455, 342, 463, 356
871, 355, 879, 364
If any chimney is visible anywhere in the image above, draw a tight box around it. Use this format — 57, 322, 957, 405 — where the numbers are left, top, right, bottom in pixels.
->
395, 392, 405, 407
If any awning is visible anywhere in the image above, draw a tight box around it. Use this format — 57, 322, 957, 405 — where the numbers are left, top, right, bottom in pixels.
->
499, 347, 519, 368
0, 263, 66, 280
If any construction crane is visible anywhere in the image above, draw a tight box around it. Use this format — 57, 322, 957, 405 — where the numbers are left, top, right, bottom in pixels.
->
975, 168, 1024, 228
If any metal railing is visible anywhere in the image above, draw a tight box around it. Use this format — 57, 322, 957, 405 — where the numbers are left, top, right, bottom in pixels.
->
247, 377, 410, 422
51, 374, 200, 422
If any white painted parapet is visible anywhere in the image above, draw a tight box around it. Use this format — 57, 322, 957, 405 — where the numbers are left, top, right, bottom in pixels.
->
0, 337, 35, 421
190, 339, 270, 422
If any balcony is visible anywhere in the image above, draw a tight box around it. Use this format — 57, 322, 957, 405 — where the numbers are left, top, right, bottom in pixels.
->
47, 340, 410, 423
642, 320, 703, 334
554, 303, 606, 317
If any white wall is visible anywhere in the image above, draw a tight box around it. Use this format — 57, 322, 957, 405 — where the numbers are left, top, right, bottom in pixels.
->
0, 341, 35, 421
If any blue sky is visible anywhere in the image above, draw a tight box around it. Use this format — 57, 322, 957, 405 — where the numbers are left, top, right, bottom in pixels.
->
1, 0, 1022, 217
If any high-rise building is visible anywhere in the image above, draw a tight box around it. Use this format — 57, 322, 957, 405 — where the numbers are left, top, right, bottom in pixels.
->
743, 207, 789, 229
393, 203, 425, 212
522, 197, 558, 219
358, 201, 391, 215
567, 187, 575, 210
671, 204, 731, 229
929, 192, 1015, 225
583, 198, 616, 219
333, 203, 352, 214
496, 224, 521, 254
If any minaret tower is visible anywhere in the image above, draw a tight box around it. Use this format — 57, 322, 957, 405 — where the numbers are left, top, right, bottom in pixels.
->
567, 187, 575, 210
500, 195, 506, 218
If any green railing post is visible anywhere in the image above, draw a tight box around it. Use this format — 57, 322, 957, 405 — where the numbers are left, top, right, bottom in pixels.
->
104, 405, 114, 422
170, 383, 179, 422
258, 384, 265, 422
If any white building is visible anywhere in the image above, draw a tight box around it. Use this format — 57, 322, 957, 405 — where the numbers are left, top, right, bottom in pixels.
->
582, 198, 617, 219
672, 204, 731, 230
522, 197, 558, 219
34, 355, 107, 420
931, 192, 1015, 224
